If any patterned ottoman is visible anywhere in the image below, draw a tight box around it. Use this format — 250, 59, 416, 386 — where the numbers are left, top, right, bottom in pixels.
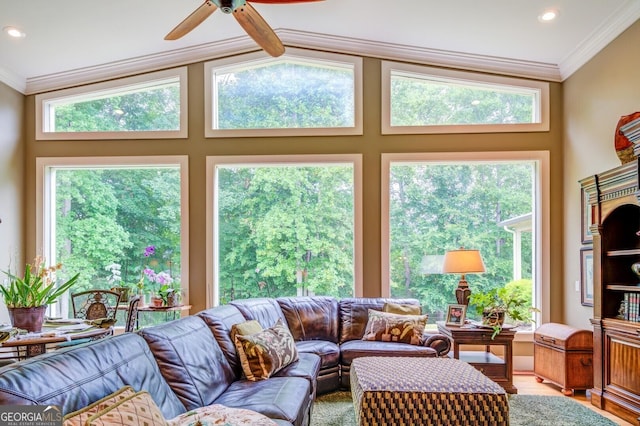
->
350, 356, 508, 426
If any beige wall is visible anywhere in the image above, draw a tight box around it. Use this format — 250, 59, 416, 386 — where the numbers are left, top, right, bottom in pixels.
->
22, 55, 564, 318
0, 81, 25, 323
563, 20, 640, 329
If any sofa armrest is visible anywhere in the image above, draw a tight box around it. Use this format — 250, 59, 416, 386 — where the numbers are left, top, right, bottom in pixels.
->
422, 332, 451, 356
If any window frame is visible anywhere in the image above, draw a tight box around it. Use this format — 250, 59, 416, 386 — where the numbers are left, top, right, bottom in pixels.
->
204, 48, 363, 138
35, 155, 190, 317
206, 154, 363, 307
35, 67, 188, 140
381, 61, 550, 134
380, 151, 551, 330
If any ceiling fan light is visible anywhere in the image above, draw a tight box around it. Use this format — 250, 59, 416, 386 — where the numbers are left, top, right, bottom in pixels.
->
3, 26, 26, 38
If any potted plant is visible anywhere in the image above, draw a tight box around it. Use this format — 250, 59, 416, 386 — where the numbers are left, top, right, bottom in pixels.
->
1, 257, 80, 333
468, 280, 539, 339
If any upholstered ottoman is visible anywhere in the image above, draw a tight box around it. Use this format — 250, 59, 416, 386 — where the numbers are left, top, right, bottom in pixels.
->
350, 356, 508, 426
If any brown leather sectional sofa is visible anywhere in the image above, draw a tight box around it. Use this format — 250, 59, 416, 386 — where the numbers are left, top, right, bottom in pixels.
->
0, 296, 450, 426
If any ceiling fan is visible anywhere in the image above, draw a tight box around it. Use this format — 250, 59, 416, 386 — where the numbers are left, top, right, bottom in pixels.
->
165, 0, 323, 57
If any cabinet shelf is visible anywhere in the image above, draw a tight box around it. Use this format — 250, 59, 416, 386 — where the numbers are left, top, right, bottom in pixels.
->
606, 284, 640, 292
606, 249, 640, 256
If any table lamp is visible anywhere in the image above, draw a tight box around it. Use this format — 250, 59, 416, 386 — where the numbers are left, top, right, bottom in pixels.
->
442, 248, 485, 305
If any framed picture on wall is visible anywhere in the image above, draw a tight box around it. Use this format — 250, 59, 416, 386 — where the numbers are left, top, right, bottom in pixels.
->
580, 188, 593, 244
581, 247, 594, 306
581, 188, 593, 244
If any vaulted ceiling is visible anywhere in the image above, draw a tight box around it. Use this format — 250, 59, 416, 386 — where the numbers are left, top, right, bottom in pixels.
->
1, 1, 639, 94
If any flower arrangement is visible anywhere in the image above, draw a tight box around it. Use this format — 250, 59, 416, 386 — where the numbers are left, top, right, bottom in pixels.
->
136, 245, 179, 306
0, 256, 79, 308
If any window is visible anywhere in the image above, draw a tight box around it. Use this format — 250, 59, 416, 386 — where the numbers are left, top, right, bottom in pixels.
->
382, 61, 549, 134
205, 49, 362, 137
207, 155, 363, 305
381, 152, 550, 329
36, 68, 188, 140
36, 156, 189, 322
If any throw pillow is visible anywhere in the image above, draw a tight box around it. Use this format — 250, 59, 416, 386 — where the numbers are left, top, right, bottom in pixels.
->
86, 390, 166, 426
362, 309, 428, 345
230, 319, 263, 343
167, 404, 277, 426
382, 301, 421, 315
63, 386, 135, 426
234, 319, 299, 381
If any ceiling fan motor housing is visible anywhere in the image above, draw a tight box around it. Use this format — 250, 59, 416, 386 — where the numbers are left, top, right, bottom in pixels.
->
217, 0, 245, 14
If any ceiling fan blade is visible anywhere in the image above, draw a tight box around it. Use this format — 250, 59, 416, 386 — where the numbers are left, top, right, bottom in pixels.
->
233, 3, 285, 57
165, 1, 218, 41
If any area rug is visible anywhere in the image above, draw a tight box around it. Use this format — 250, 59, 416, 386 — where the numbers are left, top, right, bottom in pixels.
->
310, 392, 619, 426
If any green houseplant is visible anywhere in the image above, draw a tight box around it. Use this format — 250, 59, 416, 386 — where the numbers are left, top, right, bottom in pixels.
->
468, 280, 539, 339
1, 257, 80, 332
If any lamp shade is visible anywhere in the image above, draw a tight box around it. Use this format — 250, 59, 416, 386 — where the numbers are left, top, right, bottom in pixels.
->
442, 249, 485, 274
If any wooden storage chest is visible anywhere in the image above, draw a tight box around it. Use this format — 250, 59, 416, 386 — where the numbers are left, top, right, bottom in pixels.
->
533, 323, 593, 396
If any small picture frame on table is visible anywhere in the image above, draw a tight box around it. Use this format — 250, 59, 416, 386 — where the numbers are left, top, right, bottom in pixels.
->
445, 304, 467, 326
580, 247, 594, 307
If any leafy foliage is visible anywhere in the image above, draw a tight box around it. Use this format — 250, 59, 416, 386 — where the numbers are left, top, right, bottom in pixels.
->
1, 257, 80, 308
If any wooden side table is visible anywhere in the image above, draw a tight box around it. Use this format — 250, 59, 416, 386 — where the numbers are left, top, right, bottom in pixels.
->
437, 321, 517, 394
1, 327, 112, 359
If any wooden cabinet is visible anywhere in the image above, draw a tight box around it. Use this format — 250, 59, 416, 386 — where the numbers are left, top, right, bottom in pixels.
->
580, 158, 640, 425
533, 323, 593, 396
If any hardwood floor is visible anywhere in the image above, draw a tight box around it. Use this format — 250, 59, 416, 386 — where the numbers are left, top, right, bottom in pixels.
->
513, 373, 633, 425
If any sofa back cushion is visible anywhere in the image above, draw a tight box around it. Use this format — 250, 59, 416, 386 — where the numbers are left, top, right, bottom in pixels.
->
277, 296, 339, 343
0, 333, 185, 419
197, 305, 247, 378
138, 315, 235, 411
230, 298, 287, 329
339, 298, 421, 343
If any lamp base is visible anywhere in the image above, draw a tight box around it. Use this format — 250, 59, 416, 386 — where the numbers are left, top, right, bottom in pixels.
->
455, 277, 471, 306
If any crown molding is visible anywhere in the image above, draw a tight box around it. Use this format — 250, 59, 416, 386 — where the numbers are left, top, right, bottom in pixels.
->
559, 0, 640, 80
279, 30, 562, 82
24, 37, 260, 95
0, 66, 26, 94
23, 30, 561, 95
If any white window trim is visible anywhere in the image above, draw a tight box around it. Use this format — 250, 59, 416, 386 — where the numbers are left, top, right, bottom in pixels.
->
35, 67, 188, 140
35, 155, 190, 317
381, 61, 550, 134
380, 151, 551, 333
204, 49, 363, 138
206, 154, 363, 307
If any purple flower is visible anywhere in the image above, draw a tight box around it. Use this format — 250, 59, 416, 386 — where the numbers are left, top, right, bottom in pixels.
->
144, 245, 156, 257
143, 268, 156, 282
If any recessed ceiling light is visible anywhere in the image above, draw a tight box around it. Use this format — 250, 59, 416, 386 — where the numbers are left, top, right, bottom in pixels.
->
538, 9, 559, 22
3, 26, 26, 38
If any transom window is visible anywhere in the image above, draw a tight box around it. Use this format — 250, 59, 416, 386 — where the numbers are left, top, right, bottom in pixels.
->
205, 49, 362, 138
382, 61, 549, 134
35, 68, 188, 140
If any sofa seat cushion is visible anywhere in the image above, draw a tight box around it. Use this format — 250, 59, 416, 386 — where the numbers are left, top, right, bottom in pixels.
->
214, 377, 311, 426
339, 339, 437, 367
138, 315, 235, 411
272, 352, 320, 396
295, 340, 340, 369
